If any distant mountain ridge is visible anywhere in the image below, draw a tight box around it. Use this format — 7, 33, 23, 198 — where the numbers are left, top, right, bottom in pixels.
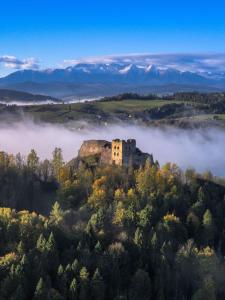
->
0, 62, 224, 97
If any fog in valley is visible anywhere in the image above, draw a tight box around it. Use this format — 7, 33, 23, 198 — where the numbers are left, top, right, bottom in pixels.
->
0, 119, 224, 177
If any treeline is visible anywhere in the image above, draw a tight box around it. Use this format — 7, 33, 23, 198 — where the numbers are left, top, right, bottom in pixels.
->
100, 91, 225, 106
173, 92, 225, 114
0, 148, 64, 213
99, 93, 161, 102
104, 92, 225, 116
0, 150, 225, 299
174, 92, 225, 104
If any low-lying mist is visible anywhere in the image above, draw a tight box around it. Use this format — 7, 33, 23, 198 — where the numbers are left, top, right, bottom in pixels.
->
0, 97, 100, 106
0, 119, 224, 177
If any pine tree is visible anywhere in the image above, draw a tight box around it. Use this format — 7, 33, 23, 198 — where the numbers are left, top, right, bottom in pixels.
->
20, 254, 28, 267
203, 209, 215, 246
50, 202, 64, 224
71, 259, 80, 275
36, 233, 46, 252
94, 241, 102, 254
57, 265, 67, 295
91, 268, 105, 300
46, 232, 57, 252
79, 267, 90, 300
134, 227, 143, 248
57, 265, 64, 277
65, 263, 74, 283
68, 278, 78, 300
17, 241, 25, 255
33, 277, 47, 300
46, 232, 59, 274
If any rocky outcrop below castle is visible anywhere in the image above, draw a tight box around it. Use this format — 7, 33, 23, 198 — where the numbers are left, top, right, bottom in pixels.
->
77, 139, 153, 167
78, 140, 111, 165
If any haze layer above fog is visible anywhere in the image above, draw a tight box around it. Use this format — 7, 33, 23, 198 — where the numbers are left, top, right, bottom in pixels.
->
0, 120, 224, 177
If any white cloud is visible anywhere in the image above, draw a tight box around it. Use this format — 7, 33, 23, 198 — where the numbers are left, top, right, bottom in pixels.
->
63, 56, 115, 67
63, 53, 225, 73
0, 55, 40, 70
2, 53, 225, 74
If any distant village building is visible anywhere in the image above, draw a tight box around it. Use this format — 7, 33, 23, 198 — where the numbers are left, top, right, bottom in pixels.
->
78, 139, 152, 167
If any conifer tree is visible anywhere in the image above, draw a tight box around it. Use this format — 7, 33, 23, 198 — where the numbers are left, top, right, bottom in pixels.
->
94, 241, 102, 254
71, 259, 80, 275
57, 265, 67, 295
50, 202, 64, 225
46, 232, 59, 274
17, 241, 25, 255
36, 233, 46, 252
91, 268, 105, 300
46, 232, 57, 252
203, 209, 215, 246
79, 267, 90, 300
69, 278, 78, 300
33, 277, 47, 300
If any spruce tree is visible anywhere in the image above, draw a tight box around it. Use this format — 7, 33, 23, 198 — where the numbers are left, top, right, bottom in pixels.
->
91, 268, 105, 300
36, 234, 46, 252
33, 277, 47, 300
71, 259, 80, 275
69, 278, 78, 300
17, 241, 25, 255
79, 267, 90, 300
203, 209, 215, 246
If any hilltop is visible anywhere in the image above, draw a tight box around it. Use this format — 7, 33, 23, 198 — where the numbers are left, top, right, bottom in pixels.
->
68, 139, 153, 170
0, 89, 61, 104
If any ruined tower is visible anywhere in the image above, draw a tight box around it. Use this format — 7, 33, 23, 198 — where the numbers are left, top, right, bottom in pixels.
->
77, 138, 152, 168
111, 139, 136, 166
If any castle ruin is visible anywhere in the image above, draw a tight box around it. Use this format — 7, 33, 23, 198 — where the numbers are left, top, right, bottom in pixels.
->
78, 139, 152, 167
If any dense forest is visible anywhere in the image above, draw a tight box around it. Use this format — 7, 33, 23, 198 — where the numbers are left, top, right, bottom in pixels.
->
0, 149, 225, 299
101, 92, 225, 104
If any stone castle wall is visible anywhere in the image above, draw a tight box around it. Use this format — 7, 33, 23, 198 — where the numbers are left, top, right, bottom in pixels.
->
78, 139, 152, 167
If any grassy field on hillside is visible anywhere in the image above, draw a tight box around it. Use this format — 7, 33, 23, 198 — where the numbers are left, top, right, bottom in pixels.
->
21, 99, 185, 122
0, 96, 225, 128
94, 99, 180, 112
18, 99, 178, 123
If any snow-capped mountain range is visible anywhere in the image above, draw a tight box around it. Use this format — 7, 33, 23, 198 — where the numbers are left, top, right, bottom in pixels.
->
0, 62, 225, 97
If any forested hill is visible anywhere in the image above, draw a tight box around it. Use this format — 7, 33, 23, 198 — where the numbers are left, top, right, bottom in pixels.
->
0, 89, 61, 103
0, 148, 225, 299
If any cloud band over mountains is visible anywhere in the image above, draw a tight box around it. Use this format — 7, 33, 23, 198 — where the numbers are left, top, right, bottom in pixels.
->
1, 53, 225, 75
64, 53, 225, 73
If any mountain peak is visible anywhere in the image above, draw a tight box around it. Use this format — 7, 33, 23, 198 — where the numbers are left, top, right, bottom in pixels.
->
145, 64, 159, 73
119, 64, 134, 74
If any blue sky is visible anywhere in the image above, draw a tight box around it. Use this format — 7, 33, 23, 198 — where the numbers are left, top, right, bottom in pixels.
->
0, 0, 225, 76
